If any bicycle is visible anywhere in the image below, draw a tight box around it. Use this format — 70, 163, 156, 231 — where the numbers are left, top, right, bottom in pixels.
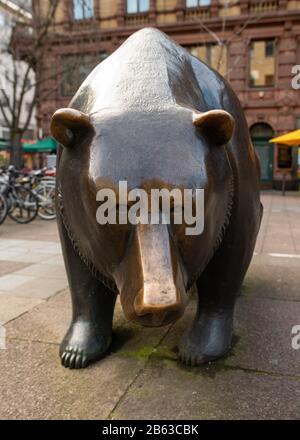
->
0, 192, 8, 225
29, 168, 56, 220
0, 166, 39, 224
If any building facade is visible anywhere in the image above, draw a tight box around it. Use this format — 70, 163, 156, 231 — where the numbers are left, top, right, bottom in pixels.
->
37, 0, 300, 188
0, 0, 37, 167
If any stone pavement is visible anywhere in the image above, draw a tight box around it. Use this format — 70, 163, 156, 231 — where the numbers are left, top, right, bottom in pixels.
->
0, 191, 299, 419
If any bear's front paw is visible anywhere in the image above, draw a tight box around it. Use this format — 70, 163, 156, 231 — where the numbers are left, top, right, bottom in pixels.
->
178, 313, 233, 366
59, 320, 112, 369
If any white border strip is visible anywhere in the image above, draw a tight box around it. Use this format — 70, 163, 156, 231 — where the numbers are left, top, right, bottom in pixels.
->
268, 253, 300, 259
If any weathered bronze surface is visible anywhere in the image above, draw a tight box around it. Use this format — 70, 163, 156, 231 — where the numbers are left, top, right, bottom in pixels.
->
51, 28, 262, 369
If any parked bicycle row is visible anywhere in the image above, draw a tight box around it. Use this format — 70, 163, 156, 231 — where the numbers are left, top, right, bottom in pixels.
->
0, 165, 56, 225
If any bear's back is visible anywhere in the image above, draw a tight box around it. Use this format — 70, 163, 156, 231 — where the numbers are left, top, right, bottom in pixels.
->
70, 28, 220, 114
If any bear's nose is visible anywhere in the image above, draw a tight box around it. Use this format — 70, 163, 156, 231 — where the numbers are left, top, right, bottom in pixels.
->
133, 301, 184, 327
118, 221, 188, 327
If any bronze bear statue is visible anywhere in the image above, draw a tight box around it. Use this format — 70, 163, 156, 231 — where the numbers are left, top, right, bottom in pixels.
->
51, 28, 262, 369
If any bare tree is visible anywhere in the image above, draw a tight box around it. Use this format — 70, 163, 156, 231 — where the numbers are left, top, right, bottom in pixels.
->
194, 0, 267, 77
0, 0, 60, 167
0, 0, 103, 168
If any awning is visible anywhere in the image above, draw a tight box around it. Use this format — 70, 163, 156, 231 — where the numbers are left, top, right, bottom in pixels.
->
23, 137, 57, 152
269, 130, 300, 146
0, 141, 9, 149
0, 138, 57, 152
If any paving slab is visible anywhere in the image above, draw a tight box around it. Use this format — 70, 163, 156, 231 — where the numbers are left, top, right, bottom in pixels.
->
6, 291, 170, 355
4, 276, 68, 299
230, 297, 300, 377
0, 250, 58, 264
13, 263, 67, 280
0, 339, 146, 420
0, 273, 35, 290
244, 256, 300, 301
5, 290, 71, 344
0, 218, 59, 242
112, 359, 300, 420
0, 295, 44, 325
0, 261, 31, 277
40, 254, 64, 266
159, 296, 300, 377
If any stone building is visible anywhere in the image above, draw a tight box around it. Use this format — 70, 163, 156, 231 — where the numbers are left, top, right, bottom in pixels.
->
0, 0, 36, 166
36, 0, 300, 188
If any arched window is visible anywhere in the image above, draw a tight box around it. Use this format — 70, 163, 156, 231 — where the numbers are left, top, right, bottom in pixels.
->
250, 123, 274, 141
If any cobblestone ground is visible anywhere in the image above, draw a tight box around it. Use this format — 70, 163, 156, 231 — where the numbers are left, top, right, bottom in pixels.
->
0, 191, 299, 419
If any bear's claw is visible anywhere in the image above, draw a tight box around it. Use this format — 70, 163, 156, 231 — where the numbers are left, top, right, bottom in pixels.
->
61, 346, 89, 369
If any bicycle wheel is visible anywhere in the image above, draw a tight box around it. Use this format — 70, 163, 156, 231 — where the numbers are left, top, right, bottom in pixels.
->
8, 186, 39, 224
0, 193, 8, 225
37, 185, 56, 220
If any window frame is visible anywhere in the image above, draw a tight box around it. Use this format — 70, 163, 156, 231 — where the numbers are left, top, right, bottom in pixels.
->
186, 43, 229, 77
276, 145, 293, 171
186, 0, 212, 8
60, 52, 108, 98
126, 0, 150, 14
73, 0, 94, 21
248, 38, 277, 89
0, 126, 10, 141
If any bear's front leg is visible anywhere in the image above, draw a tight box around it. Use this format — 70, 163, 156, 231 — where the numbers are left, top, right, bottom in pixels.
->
58, 216, 117, 369
178, 224, 254, 366
178, 300, 234, 366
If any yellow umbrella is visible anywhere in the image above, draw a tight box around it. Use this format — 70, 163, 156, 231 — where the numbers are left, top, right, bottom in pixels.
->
269, 129, 300, 146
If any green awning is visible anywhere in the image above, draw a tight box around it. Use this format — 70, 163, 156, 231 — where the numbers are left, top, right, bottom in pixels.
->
23, 137, 57, 152
0, 138, 57, 152
0, 141, 9, 149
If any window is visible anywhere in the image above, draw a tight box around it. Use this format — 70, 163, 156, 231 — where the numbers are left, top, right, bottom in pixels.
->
73, 0, 94, 20
265, 40, 274, 57
0, 127, 10, 141
250, 40, 275, 87
277, 146, 292, 169
188, 44, 227, 76
127, 0, 150, 14
186, 0, 211, 7
61, 53, 107, 97
250, 123, 274, 141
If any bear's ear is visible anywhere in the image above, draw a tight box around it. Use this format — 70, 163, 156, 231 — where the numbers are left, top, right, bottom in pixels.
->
51, 108, 93, 148
193, 110, 235, 146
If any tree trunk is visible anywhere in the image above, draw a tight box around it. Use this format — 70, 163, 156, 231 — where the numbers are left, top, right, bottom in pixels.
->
10, 131, 24, 169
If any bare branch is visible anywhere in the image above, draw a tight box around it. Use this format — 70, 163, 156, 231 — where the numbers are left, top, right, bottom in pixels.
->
0, 87, 13, 114
21, 85, 36, 132
0, 98, 11, 128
